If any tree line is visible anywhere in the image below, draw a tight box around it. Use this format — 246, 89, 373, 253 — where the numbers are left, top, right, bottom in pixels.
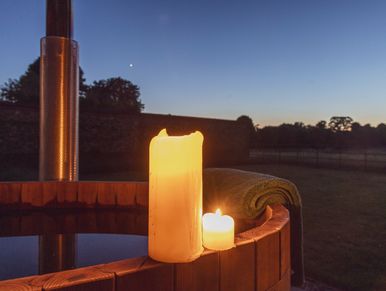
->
3, 58, 385, 150
0, 58, 144, 113
237, 115, 386, 150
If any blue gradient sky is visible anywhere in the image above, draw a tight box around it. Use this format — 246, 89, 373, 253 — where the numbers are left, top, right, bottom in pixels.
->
1, 0, 385, 126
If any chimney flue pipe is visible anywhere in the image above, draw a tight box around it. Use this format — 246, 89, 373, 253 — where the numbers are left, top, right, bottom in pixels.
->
46, 0, 73, 38
39, 0, 79, 181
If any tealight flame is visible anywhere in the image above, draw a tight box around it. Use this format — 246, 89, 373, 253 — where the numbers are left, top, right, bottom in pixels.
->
215, 209, 222, 216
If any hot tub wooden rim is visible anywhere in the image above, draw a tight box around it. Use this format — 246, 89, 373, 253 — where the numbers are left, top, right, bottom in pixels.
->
0, 181, 291, 291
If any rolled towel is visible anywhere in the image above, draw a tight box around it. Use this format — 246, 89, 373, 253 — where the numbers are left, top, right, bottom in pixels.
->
203, 168, 304, 287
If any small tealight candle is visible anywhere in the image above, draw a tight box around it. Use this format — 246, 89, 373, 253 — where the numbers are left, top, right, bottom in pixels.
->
202, 209, 235, 251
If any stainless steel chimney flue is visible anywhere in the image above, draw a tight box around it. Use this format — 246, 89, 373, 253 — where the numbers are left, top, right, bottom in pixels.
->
39, 0, 79, 181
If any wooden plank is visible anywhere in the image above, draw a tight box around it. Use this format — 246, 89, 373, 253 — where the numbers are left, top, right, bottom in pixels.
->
220, 239, 255, 291
20, 212, 45, 236
55, 211, 77, 233
95, 256, 147, 274
0, 182, 21, 206
266, 205, 290, 231
57, 182, 78, 205
238, 205, 289, 242
115, 183, 136, 207
0, 276, 42, 291
41, 212, 58, 234
97, 182, 116, 207
42, 182, 57, 206
48, 279, 113, 291
135, 182, 149, 207
256, 232, 280, 291
238, 222, 278, 243
19, 212, 61, 236
96, 210, 116, 233
277, 269, 291, 291
266, 269, 291, 291
116, 258, 173, 291
115, 209, 147, 235
280, 222, 291, 278
134, 209, 148, 235
21, 182, 43, 207
31, 266, 114, 291
175, 251, 219, 291
115, 210, 137, 234
0, 282, 40, 291
78, 182, 98, 207
0, 214, 21, 236
76, 211, 97, 233
0, 276, 43, 291
58, 211, 77, 234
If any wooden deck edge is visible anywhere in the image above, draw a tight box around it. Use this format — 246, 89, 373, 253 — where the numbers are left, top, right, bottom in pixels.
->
0, 181, 149, 210
0, 203, 291, 291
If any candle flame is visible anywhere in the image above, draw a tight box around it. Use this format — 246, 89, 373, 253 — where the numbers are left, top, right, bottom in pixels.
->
215, 209, 222, 216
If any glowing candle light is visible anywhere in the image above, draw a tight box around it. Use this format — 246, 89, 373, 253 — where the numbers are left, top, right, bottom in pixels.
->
148, 129, 204, 263
202, 209, 235, 251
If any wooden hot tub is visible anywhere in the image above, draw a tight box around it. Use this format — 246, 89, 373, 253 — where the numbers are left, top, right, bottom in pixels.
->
0, 181, 290, 291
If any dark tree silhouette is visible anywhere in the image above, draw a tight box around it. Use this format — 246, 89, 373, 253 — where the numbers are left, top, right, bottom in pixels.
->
0, 59, 143, 113
83, 77, 144, 113
316, 120, 327, 129
351, 122, 361, 132
237, 115, 257, 147
328, 116, 353, 132
255, 118, 386, 150
377, 123, 386, 146
0, 58, 87, 106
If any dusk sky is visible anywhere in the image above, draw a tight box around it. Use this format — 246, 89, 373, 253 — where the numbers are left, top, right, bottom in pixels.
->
1, 0, 386, 126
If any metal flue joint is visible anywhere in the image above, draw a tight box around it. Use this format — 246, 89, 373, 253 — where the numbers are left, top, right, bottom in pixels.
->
40, 0, 79, 181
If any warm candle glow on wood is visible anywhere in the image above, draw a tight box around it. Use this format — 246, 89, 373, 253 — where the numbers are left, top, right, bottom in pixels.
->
203, 208, 235, 251
148, 129, 204, 263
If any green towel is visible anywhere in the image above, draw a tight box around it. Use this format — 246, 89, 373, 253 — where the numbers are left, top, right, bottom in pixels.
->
203, 168, 304, 287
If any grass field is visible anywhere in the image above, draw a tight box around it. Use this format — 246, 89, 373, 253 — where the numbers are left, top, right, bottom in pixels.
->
250, 149, 386, 171
234, 164, 386, 291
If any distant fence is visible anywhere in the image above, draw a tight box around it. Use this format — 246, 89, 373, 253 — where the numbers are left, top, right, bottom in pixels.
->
249, 149, 386, 172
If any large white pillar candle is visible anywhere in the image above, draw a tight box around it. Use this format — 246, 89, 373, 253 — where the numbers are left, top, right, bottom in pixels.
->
149, 129, 204, 263
203, 209, 235, 251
